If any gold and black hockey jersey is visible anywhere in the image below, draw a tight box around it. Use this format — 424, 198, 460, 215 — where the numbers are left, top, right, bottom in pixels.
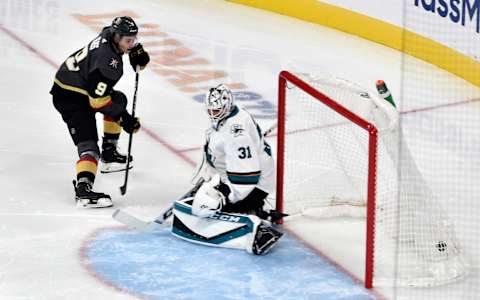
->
52, 27, 125, 116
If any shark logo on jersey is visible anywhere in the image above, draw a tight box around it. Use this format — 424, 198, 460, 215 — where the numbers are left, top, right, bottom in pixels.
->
231, 124, 244, 137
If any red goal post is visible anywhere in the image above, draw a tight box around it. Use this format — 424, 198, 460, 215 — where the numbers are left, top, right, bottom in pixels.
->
276, 70, 378, 288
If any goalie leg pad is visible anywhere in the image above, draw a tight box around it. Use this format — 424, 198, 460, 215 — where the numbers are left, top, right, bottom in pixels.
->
173, 198, 267, 253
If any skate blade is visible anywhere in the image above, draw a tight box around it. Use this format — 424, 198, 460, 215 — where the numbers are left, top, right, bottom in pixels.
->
76, 198, 113, 209
100, 162, 133, 174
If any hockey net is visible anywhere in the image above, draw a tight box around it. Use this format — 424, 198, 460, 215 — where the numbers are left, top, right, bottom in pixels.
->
276, 71, 467, 288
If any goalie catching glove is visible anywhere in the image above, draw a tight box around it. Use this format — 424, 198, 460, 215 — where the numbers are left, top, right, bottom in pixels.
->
192, 174, 226, 218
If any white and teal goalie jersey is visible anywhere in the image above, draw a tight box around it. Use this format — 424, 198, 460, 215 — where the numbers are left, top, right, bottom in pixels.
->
204, 106, 275, 203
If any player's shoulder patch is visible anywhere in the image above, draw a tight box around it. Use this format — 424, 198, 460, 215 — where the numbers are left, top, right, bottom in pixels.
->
96, 51, 123, 81
230, 124, 244, 137
108, 57, 120, 69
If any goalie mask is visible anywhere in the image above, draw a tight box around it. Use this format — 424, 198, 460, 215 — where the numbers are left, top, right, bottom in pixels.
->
205, 84, 234, 127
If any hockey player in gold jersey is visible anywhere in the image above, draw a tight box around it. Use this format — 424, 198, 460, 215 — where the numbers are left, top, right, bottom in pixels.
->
50, 16, 150, 208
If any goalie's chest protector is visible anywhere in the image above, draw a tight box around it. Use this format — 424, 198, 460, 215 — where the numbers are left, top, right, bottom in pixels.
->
205, 107, 274, 192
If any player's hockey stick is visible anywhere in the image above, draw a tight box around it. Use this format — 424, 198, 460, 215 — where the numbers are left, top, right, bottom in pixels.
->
119, 68, 140, 195
113, 178, 205, 231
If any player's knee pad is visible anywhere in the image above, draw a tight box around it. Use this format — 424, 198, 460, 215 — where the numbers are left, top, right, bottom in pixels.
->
111, 90, 127, 109
77, 140, 100, 160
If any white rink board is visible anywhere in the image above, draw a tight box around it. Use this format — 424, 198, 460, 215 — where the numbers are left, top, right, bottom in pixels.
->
320, 0, 480, 61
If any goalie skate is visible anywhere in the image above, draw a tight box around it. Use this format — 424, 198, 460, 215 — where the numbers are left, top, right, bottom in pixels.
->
73, 180, 113, 208
252, 223, 283, 255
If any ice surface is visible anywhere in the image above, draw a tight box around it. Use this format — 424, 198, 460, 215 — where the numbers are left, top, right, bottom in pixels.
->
85, 228, 375, 300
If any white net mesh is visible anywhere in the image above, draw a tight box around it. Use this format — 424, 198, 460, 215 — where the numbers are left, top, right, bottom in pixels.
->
280, 72, 467, 287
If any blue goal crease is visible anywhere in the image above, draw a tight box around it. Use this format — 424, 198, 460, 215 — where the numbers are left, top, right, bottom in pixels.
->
85, 228, 377, 300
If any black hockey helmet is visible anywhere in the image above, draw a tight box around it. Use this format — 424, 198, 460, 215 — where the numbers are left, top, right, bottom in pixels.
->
111, 16, 138, 36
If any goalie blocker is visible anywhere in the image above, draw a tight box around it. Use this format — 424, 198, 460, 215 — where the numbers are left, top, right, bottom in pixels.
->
172, 197, 283, 255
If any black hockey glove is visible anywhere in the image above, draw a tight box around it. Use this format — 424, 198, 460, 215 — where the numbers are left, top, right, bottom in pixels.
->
222, 188, 266, 214
119, 111, 141, 134
129, 43, 150, 71
268, 209, 288, 223
256, 209, 289, 224
215, 180, 231, 199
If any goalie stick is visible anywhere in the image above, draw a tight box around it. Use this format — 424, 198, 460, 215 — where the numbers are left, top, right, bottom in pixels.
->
112, 178, 205, 231
263, 122, 277, 137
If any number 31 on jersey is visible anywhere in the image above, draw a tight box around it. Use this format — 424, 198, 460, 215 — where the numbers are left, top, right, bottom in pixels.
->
238, 146, 252, 159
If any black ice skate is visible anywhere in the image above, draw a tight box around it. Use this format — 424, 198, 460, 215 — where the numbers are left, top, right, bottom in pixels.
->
73, 180, 113, 208
252, 223, 283, 255
100, 144, 133, 173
